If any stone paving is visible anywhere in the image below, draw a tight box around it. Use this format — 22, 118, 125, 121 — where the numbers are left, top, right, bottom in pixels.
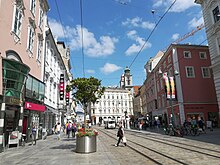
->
0, 127, 219, 165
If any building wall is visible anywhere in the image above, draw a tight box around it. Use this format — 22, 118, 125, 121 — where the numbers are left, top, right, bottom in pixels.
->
147, 44, 219, 126
195, 0, 220, 126
0, 0, 48, 80
91, 87, 133, 124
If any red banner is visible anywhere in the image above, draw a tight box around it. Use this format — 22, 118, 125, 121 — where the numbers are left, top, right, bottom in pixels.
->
25, 102, 46, 112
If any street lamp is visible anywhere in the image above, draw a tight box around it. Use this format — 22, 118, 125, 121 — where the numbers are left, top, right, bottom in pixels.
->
160, 70, 179, 127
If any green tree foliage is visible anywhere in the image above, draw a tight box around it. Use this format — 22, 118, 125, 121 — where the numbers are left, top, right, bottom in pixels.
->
67, 77, 105, 106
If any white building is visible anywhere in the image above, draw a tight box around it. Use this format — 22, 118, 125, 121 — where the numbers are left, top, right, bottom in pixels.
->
90, 87, 133, 127
43, 27, 69, 133
195, 0, 220, 126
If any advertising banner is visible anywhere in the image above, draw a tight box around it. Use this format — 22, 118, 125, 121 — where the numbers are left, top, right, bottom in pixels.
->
169, 77, 176, 99
163, 73, 171, 99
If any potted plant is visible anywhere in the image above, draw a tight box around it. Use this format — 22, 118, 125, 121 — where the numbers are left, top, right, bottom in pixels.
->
67, 77, 105, 153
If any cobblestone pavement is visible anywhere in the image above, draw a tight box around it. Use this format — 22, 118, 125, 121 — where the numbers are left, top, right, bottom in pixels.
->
0, 127, 219, 165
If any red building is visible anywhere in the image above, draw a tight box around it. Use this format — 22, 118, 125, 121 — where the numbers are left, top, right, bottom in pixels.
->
148, 44, 219, 127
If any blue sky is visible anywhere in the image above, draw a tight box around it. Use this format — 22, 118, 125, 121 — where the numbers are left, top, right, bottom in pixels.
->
47, 0, 206, 87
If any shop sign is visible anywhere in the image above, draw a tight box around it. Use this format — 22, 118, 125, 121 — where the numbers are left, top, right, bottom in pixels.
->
25, 102, 45, 112
60, 74, 65, 100
5, 96, 22, 106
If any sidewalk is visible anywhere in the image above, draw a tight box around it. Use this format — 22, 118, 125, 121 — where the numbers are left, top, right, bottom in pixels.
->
0, 130, 137, 165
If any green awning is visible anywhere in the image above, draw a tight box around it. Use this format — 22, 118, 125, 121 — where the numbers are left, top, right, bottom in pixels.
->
2, 58, 30, 98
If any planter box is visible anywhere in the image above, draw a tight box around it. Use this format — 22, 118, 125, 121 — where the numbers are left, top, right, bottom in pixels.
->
76, 135, 97, 153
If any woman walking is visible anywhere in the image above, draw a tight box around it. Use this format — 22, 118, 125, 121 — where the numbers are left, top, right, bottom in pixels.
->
115, 123, 126, 147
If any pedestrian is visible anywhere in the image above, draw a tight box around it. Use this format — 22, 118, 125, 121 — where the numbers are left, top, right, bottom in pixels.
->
31, 124, 37, 145
72, 122, 77, 138
56, 122, 61, 140
66, 121, 72, 138
115, 123, 126, 147
198, 117, 206, 133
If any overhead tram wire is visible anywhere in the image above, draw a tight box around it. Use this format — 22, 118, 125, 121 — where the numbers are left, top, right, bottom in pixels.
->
128, 0, 177, 69
54, 0, 78, 77
80, 0, 85, 78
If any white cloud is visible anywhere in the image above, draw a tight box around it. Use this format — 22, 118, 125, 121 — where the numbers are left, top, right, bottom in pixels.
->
100, 63, 122, 74
86, 69, 95, 74
125, 30, 152, 56
172, 33, 180, 40
48, 18, 66, 38
122, 17, 155, 30
48, 18, 118, 58
188, 17, 204, 28
153, 0, 198, 13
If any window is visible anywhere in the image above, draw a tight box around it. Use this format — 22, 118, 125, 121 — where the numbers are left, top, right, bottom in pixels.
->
185, 66, 195, 78
37, 36, 43, 62
199, 52, 207, 59
217, 37, 220, 55
201, 67, 211, 78
38, 7, 43, 29
12, 6, 23, 38
168, 55, 171, 63
213, 6, 220, 23
184, 51, 191, 58
30, 0, 36, 16
160, 77, 163, 89
27, 26, 35, 53
163, 61, 166, 69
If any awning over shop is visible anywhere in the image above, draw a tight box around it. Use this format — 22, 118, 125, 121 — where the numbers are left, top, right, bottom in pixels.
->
3, 58, 30, 99
25, 102, 45, 112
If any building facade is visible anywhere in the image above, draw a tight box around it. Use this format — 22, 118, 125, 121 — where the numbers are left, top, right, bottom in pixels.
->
0, 0, 49, 152
195, 0, 220, 126
146, 44, 219, 126
90, 87, 133, 127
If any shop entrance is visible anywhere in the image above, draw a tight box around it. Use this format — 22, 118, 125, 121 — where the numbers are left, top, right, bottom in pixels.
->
4, 107, 19, 147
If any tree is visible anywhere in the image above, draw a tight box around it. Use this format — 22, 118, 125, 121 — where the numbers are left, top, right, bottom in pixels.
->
67, 77, 105, 127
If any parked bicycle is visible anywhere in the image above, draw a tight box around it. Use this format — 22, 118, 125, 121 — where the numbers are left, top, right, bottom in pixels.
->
164, 124, 184, 137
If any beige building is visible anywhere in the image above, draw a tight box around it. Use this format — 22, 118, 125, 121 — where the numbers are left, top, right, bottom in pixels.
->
0, 0, 49, 152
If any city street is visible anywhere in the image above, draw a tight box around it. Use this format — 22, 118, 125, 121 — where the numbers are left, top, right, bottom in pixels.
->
0, 127, 220, 165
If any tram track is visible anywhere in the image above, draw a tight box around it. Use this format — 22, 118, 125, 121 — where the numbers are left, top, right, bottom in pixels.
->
98, 128, 188, 165
126, 129, 220, 154
125, 130, 220, 158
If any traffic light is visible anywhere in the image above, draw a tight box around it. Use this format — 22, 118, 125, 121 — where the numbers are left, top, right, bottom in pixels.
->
59, 74, 64, 100
66, 91, 70, 105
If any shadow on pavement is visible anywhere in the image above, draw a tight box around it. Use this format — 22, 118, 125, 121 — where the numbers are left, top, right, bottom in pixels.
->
61, 138, 76, 141
50, 144, 75, 150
